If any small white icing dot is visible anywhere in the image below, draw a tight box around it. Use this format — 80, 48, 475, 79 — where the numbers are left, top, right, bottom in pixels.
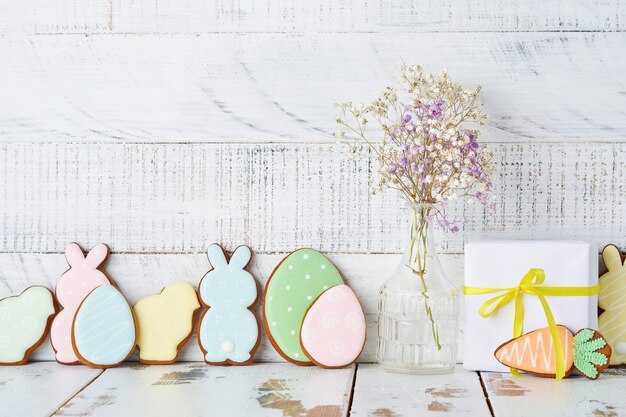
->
269, 296, 273, 301
286, 285, 291, 290
272, 321, 277, 326
305, 274, 311, 280
294, 353, 300, 358
320, 264, 326, 269
287, 307, 292, 312
288, 265, 294, 270
323, 285, 328, 290
290, 330, 296, 335
222, 340, 235, 353
306, 295, 312, 301
303, 254, 309, 259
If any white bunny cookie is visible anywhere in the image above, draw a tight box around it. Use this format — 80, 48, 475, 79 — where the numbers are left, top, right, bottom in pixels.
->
197, 244, 260, 365
599, 244, 626, 364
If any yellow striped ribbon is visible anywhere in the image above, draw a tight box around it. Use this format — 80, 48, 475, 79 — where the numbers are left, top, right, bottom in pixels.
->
464, 268, 599, 380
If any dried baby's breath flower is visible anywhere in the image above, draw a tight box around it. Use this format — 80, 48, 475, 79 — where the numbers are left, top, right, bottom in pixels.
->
335, 65, 494, 232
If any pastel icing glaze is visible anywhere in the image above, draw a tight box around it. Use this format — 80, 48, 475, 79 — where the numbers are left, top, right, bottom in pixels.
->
0, 286, 55, 364
598, 245, 626, 364
73, 285, 136, 367
572, 328, 611, 379
134, 282, 200, 363
300, 285, 366, 368
495, 325, 574, 375
198, 244, 260, 364
264, 248, 344, 363
50, 243, 111, 364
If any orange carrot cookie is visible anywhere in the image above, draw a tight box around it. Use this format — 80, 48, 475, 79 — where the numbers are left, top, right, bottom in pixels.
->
495, 326, 612, 379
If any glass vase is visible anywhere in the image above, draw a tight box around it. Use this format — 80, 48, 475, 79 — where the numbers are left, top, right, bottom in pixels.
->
376, 203, 459, 374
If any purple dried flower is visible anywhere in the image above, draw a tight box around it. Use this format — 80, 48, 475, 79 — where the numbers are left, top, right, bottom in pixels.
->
336, 66, 494, 235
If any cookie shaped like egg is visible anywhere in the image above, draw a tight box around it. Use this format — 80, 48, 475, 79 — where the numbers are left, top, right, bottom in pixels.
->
300, 285, 366, 368
72, 285, 136, 368
264, 249, 344, 364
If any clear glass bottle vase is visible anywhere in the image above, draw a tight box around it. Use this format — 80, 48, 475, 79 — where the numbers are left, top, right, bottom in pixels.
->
376, 203, 459, 374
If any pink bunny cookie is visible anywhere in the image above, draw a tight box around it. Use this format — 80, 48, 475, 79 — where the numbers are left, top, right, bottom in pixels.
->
50, 243, 112, 364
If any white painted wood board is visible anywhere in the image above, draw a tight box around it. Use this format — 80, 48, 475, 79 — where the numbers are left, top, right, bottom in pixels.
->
0, 1, 110, 34
1, 142, 624, 254
0, 362, 102, 417
0, 252, 465, 363
482, 368, 626, 417
350, 365, 491, 416
111, 0, 626, 33
1, 1, 624, 34
1, 33, 625, 143
54, 363, 355, 416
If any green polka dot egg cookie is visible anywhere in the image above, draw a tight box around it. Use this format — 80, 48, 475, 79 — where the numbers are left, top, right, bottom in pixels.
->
263, 248, 344, 365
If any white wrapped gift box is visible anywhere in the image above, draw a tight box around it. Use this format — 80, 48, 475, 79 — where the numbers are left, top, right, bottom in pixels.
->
463, 240, 598, 372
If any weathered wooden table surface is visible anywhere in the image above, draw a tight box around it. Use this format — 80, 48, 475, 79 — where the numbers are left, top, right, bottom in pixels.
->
2, 363, 624, 417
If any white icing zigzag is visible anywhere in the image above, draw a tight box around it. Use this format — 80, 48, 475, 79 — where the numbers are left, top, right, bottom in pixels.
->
497, 329, 569, 373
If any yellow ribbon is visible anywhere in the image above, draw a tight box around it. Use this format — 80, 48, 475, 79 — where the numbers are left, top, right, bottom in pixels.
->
464, 268, 600, 380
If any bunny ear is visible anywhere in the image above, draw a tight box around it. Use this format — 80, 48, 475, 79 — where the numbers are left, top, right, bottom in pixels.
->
85, 244, 109, 268
602, 245, 624, 272
229, 245, 252, 269
207, 244, 228, 269
65, 243, 85, 267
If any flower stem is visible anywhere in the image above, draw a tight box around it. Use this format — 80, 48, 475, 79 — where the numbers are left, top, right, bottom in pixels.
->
406, 205, 442, 351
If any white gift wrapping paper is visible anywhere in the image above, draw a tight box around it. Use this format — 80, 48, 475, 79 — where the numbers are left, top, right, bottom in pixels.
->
463, 240, 598, 372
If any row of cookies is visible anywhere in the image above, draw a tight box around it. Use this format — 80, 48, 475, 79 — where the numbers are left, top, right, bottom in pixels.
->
0, 243, 366, 369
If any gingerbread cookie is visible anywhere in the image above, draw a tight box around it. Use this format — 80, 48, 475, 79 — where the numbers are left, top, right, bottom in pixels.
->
72, 285, 136, 368
495, 326, 611, 379
50, 243, 112, 364
300, 284, 366, 368
134, 282, 200, 364
599, 244, 626, 364
197, 244, 260, 365
0, 286, 56, 365
263, 248, 345, 365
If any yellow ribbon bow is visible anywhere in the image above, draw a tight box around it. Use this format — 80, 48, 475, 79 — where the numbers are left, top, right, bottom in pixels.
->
464, 268, 600, 380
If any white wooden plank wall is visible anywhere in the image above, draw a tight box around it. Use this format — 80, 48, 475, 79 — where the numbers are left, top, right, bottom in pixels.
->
1, 1, 624, 33
0, 33, 625, 142
1, 143, 625, 254
0, 0, 624, 365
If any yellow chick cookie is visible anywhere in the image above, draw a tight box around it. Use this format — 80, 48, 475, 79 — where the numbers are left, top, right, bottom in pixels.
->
134, 282, 200, 364
599, 244, 626, 365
